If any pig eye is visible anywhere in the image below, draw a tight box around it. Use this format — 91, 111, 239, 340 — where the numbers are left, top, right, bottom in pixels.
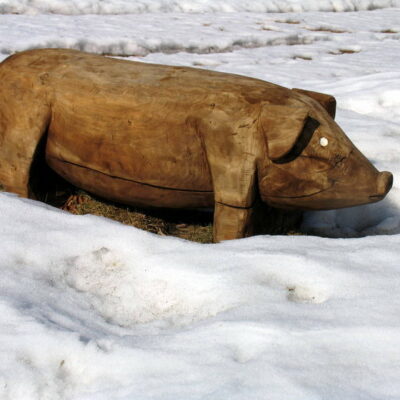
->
320, 137, 329, 147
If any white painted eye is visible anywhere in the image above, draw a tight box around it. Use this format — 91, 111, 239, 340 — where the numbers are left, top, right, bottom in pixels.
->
320, 137, 329, 147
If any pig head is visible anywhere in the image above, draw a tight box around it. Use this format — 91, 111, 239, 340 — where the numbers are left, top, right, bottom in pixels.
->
257, 89, 393, 212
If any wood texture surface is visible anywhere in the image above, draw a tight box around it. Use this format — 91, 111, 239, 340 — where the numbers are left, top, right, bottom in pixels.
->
0, 49, 393, 241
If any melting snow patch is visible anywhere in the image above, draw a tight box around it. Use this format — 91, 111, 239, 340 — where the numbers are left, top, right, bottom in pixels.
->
287, 285, 328, 303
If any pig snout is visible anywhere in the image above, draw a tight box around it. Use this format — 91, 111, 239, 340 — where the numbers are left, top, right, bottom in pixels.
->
372, 171, 393, 200
338, 148, 393, 206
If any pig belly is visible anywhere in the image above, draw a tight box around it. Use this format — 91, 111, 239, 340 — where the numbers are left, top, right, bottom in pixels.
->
44, 91, 215, 208
46, 155, 215, 209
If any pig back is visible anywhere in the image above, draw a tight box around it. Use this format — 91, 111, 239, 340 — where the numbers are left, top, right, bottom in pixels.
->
16, 49, 287, 207
45, 79, 213, 186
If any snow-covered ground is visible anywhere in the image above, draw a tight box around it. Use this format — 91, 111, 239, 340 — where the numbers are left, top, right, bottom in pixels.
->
1, 0, 400, 15
1, 3, 400, 399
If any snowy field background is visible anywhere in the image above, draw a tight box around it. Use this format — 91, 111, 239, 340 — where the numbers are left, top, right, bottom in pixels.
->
1, 1, 400, 399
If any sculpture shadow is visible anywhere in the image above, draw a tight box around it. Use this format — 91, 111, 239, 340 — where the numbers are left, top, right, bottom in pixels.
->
302, 195, 400, 238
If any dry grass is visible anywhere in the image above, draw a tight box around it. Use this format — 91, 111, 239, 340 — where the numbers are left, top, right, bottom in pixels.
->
60, 191, 214, 243
304, 27, 349, 33
329, 49, 361, 55
58, 190, 302, 243
275, 19, 301, 24
36, 175, 302, 242
293, 55, 313, 60
380, 29, 398, 34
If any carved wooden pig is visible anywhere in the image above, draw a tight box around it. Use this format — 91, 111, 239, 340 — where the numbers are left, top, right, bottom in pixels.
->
0, 49, 393, 241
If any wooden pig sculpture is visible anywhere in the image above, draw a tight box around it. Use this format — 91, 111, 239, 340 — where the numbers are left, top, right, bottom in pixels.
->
0, 49, 393, 242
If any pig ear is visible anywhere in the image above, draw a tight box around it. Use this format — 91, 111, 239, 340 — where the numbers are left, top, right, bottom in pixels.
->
261, 105, 310, 162
292, 88, 336, 119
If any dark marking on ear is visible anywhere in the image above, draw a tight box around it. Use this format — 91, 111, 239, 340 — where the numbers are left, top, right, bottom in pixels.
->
261, 105, 310, 161
273, 117, 320, 164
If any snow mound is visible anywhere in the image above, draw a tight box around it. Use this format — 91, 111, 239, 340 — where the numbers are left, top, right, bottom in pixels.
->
1, 193, 400, 399
61, 246, 238, 326
302, 198, 400, 237
1, 0, 399, 15
0, 13, 332, 58
325, 73, 400, 121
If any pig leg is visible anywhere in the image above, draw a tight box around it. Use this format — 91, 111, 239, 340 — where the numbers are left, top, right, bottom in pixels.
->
0, 86, 51, 198
213, 203, 257, 242
196, 115, 260, 242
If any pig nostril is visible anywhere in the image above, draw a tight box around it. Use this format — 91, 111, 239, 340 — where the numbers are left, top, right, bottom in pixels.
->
377, 171, 393, 196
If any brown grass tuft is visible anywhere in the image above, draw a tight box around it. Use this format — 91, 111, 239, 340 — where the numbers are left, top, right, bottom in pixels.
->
329, 49, 361, 55
275, 19, 301, 24
60, 191, 214, 243
380, 29, 398, 34
293, 55, 313, 60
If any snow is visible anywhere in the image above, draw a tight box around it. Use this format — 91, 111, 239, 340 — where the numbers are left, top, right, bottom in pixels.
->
1, 4, 400, 400
2, 193, 400, 399
1, 0, 400, 15
2, 10, 400, 58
